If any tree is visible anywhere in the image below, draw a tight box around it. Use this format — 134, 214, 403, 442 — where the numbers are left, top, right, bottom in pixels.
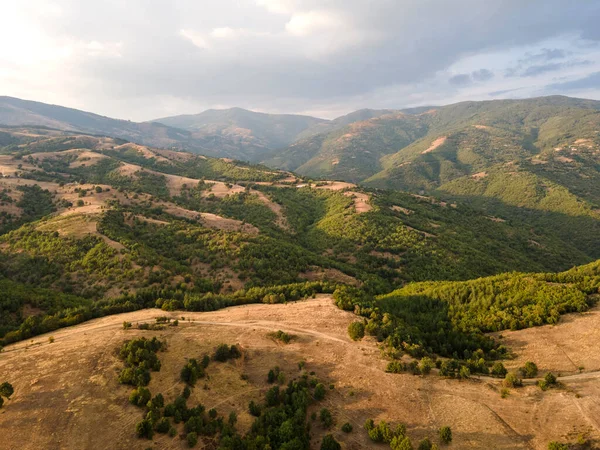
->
503, 372, 522, 388
342, 422, 353, 433
314, 383, 326, 400
187, 432, 198, 448
491, 362, 507, 377
439, 426, 452, 444
135, 419, 154, 439
347, 321, 365, 341
321, 434, 341, 450
418, 438, 433, 450
548, 443, 568, 450
391, 436, 413, 450
0, 382, 14, 399
521, 361, 538, 378
419, 357, 433, 375
320, 408, 333, 428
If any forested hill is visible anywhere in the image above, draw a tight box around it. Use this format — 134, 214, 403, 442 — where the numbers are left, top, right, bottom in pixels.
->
0, 125, 597, 347
266, 96, 600, 211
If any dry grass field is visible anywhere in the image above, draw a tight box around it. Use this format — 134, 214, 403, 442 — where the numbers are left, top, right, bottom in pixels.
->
2, 296, 600, 449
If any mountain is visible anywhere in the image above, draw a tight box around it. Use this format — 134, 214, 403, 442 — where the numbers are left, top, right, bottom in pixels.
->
3, 127, 600, 450
152, 107, 328, 160
1, 125, 597, 343
0, 96, 210, 152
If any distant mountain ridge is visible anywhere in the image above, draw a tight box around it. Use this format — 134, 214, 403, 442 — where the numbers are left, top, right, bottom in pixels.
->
152, 107, 327, 160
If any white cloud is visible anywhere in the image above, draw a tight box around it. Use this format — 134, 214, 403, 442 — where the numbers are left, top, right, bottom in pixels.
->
285, 10, 342, 36
179, 29, 210, 49
256, 0, 295, 15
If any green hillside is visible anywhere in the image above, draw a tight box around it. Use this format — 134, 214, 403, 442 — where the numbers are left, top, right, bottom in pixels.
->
1, 126, 595, 347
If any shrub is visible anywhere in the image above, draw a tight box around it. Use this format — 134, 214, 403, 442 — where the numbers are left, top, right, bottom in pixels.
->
418, 438, 433, 450
321, 434, 341, 450
491, 362, 507, 377
187, 432, 198, 448
439, 426, 452, 444
0, 382, 14, 399
155, 417, 170, 434
314, 383, 326, 400
547, 443, 568, 450
214, 344, 241, 362
347, 321, 365, 341
342, 422, 353, 433
249, 400, 261, 417
135, 419, 154, 439
320, 408, 333, 428
419, 357, 433, 375
503, 372, 522, 388
391, 436, 413, 450
181, 359, 205, 386
520, 361, 538, 378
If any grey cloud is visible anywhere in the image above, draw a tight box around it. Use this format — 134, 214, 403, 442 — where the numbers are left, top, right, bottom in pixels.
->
547, 72, 600, 91
7, 0, 600, 119
472, 69, 494, 82
449, 74, 472, 85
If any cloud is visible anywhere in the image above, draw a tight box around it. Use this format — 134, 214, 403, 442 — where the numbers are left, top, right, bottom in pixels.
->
1, 0, 599, 120
472, 69, 494, 82
449, 74, 472, 86
547, 71, 600, 91
285, 10, 342, 36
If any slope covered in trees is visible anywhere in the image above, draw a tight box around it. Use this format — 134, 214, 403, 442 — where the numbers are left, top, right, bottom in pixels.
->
1, 127, 598, 348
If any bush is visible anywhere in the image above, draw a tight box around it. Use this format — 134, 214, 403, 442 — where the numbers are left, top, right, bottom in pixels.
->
391, 436, 413, 450
155, 417, 170, 434
187, 432, 198, 448
181, 359, 205, 386
320, 408, 333, 428
520, 361, 538, 378
418, 438, 433, 450
314, 383, 326, 400
0, 382, 14, 399
439, 426, 452, 444
547, 443, 568, 450
214, 344, 242, 362
342, 422, 353, 433
491, 362, 507, 377
321, 434, 341, 450
135, 419, 154, 439
419, 357, 433, 375
347, 321, 365, 341
503, 372, 522, 388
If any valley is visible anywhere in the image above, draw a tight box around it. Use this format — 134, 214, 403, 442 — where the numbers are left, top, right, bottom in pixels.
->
1, 96, 600, 450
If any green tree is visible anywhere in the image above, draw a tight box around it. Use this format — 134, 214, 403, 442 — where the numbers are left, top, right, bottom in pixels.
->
321, 434, 341, 450
187, 432, 198, 448
320, 408, 333, 428
521, 361, 538, 378
391, 436, 413, 450
314, 383, 326, 400
135, 419, 154, 439
439, 426, 452, 444
347, 321, 365, 341
418, 438, 433, 450
0, 382, 14, 399
491, 362, 507, 377
341, 422, 353, 433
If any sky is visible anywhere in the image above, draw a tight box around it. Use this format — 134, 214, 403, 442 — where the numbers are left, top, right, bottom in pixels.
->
1, 0, 599, 121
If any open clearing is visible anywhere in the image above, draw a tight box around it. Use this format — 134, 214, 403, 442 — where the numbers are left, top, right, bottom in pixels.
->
2, 297, 600, 449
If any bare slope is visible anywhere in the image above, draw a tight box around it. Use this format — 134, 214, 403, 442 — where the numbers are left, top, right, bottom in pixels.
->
2, 296, 600, 449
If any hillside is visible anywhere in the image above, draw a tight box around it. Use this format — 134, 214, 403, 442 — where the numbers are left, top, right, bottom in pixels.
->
153, 108, 327, 161
2, 293, 600, 449
268, 96, 600, 207
1, 126, 597, 346
0, 96, 209, 153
